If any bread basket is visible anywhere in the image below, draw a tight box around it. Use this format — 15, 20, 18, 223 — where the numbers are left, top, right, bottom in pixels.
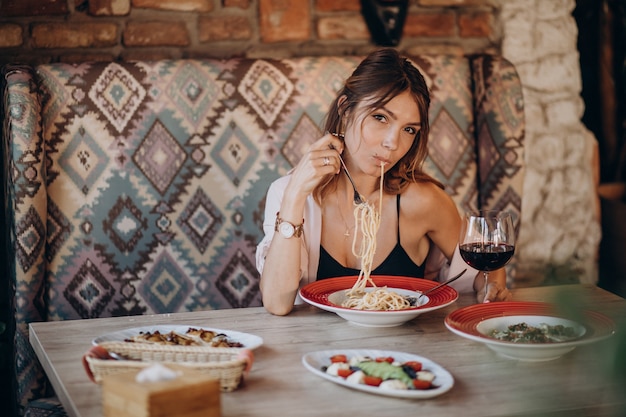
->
83, 341, 250, 392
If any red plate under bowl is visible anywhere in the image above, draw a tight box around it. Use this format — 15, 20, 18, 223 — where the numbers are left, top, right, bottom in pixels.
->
300, 275, 458, 311
445, 301, 616, 342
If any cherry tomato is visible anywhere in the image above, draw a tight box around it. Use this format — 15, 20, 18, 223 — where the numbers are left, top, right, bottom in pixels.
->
337, 368, 354, 378
412, 379, 432, 390
363, 375, 383, 386
403, 361, 422, 372
375, 356, 394, 363
330, 354, 348, 363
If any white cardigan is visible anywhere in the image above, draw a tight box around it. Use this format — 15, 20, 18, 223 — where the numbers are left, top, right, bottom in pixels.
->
255, 174, 477, 303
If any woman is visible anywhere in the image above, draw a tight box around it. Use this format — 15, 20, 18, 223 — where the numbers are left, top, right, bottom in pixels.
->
256, 48, 512, 316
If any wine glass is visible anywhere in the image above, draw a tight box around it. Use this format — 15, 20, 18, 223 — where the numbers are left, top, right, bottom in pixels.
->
459, 210, 516, 291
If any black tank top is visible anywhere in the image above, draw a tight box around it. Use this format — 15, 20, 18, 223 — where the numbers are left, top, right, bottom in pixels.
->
317, 195, 425, 280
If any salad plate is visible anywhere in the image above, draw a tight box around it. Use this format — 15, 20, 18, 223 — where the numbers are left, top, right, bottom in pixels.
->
93, 325, 264, 350
445, 301, 616, 361
299, 276, 458, 327
302, 349, 454, 399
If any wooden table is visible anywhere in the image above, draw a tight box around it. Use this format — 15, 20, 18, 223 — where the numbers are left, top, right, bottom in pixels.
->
29, 284, 626, 417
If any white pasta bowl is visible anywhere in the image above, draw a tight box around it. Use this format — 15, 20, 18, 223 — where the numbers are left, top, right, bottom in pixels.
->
445, 302, 616, 362
299, 276, 458, 327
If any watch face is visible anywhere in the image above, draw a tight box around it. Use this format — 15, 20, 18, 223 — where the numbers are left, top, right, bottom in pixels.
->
279, 221, 295, 238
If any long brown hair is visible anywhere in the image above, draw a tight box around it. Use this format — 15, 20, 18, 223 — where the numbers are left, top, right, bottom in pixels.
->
314, 48, 442, 204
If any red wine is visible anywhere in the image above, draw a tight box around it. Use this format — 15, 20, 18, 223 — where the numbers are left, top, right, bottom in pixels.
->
459, 242, 515, 271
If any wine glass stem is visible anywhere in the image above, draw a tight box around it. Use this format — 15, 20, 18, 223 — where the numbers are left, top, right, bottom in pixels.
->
483, 271, 489, 300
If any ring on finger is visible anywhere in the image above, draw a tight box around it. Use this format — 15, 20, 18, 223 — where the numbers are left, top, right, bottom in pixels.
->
323, 156, 330, 166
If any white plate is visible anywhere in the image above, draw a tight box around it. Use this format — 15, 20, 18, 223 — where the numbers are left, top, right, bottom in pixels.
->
445, 302, 616, 362
302, 349, 454, 399
327, 287, 428, 307
476, 315, 587, 341
475, 315, 587, 361
93, 325, 263, 350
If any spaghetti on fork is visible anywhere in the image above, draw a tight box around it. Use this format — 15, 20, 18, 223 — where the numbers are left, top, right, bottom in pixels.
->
341, 163, 414, 311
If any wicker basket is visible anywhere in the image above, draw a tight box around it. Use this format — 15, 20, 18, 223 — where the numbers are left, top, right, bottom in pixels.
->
83, 341, 248, 392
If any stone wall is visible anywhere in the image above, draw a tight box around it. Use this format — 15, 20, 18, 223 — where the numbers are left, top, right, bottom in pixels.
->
500, 0, 601, 287
0, 0, 601, 287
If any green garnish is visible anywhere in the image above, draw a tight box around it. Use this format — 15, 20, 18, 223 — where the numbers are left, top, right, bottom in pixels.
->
357, 361, 413, 385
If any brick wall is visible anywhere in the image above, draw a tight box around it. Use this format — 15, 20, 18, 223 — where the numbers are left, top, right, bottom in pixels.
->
0, 0, 499, 65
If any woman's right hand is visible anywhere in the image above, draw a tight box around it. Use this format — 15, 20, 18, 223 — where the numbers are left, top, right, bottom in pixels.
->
285, 133, 344, 197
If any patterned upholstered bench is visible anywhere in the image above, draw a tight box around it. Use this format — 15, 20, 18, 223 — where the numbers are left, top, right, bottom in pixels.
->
1, 54, 524, 416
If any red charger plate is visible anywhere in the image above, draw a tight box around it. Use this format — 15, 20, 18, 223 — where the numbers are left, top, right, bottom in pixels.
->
300, 275, 458, 311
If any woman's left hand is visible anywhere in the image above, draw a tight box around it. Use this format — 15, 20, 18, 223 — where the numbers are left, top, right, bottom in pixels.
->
478, 280, 512, 303
474, 268, 512, 303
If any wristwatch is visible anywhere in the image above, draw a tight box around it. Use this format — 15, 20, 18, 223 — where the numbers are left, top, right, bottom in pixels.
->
275, 213, 304, 238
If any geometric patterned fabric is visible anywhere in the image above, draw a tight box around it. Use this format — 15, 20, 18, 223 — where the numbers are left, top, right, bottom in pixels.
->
1, 54, 525, 416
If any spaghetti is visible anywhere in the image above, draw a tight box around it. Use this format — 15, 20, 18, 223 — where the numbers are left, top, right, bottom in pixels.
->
341, 163, 413, 311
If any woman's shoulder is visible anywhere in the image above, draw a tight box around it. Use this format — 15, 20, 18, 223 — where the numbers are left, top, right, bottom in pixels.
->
400, 180, 457, 213
402, 179, 449, 199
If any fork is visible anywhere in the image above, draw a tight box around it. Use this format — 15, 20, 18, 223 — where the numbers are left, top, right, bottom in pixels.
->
329, 144, 364, 205
418, 268, 467, 300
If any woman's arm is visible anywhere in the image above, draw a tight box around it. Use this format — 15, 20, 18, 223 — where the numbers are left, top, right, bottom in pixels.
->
257, 178, 306, 315
259, 198, 308, 315
258, 134, 344, 315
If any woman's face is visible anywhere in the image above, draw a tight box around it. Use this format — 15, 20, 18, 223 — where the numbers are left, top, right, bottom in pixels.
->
344, 89, 421, 177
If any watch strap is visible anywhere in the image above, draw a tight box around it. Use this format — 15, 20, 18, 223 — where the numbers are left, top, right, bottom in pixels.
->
274, 212, 304, 238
